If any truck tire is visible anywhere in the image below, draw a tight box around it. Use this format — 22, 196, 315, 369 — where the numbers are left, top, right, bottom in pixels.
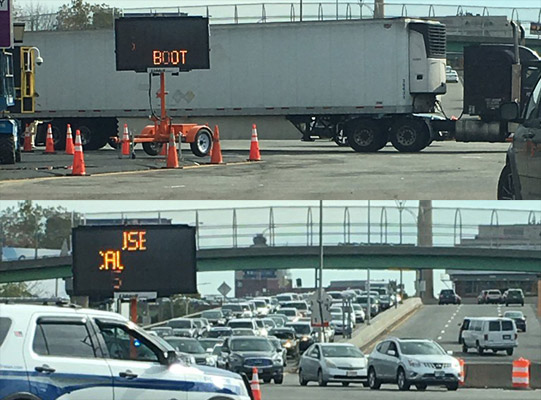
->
74, 120, 110, 151
390, 117, 430, 152
190, 128, 213, 157
143, 142, 164, 156
346, 119, 387, 152
0, 134, 16, 164
497, 164, 515, 200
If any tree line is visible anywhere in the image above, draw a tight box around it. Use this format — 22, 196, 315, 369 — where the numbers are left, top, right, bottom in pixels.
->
14, 0, 118, 31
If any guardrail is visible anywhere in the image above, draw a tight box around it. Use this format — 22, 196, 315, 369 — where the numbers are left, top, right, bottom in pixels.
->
81, 204, 541, 251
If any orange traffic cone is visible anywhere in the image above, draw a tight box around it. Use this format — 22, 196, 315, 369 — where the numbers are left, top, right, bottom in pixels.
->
210, 125, 223, 164
251, 367, 262, 400
159, 142, 167, 156
248, 124, 261, 161
65, 124, 74, 155
121, 124, 131, 157
166, 131, 179, 168
22, 124, 33, 152
44, 124, 56, 154
72, 129, 86, 176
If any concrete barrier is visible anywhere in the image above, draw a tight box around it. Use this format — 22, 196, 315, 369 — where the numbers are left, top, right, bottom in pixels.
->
345, 298, 423, 351
463, 362, 541, 389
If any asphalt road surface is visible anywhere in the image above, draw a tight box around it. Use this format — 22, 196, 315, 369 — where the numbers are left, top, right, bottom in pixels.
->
387, 304, 541, 363
0, 140, 508, 199
260, 372, 539, 399
0, 81, 511, 199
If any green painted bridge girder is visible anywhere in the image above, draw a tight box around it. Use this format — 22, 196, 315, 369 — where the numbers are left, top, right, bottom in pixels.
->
1, 246, 539, 284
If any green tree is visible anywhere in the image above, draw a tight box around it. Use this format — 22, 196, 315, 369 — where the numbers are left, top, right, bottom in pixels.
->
0, 282, 34, 297
0, 200, 79, 250
56, 0, 116, 31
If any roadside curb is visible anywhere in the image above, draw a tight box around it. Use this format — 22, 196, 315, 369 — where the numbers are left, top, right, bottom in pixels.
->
344, 298, 423, 351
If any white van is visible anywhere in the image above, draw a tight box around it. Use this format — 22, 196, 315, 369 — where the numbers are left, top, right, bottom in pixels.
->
461, 317, 518, 355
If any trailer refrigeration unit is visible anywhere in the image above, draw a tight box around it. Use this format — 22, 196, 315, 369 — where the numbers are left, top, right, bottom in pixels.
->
13, 17, 447, 153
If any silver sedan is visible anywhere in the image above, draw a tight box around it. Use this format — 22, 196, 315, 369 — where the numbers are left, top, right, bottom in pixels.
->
298, 343, 368, 387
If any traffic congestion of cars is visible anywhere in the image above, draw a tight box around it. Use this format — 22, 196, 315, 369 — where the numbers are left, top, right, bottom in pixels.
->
2, 284, 530, 399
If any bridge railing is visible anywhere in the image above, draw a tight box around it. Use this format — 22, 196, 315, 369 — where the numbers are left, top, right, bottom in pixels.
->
82, 204, 541, 251
15, 1, 541, 37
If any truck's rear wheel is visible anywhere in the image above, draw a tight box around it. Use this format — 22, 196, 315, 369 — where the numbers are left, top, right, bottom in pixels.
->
346, 119, 386, 152
0, 134, 16, 164
143, 142, 164, 156
390, 118, 430, 152
190, 128, 213, 157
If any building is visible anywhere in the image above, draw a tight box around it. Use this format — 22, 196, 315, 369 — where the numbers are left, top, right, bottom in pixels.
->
235, 269, 292, 298
450, 223, 540, 297
449, 270, 538, 297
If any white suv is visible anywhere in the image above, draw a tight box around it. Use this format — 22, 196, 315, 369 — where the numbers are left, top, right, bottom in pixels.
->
461, 317, 518, 355
0, 303, 251, 400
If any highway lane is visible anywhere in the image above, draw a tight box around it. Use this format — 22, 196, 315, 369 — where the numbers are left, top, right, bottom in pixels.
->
388, 304, 541, 363
260, 372, 540, 399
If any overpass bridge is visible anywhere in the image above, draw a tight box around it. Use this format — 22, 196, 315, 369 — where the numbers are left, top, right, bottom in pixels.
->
1, 245, 539, 284
1, 204, 540, 283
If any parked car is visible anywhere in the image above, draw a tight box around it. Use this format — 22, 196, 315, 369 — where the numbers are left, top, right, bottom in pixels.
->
227, 318, 260, 335
285, 322, 316, 353
367, 338, 460, 391
201, 309, 226, 326
163, 336, 217, 367
461, 317, 518, 355
268, 335, 288, 366
503, 311, 527, 332
232, 328, 258, 337
166, 318, 198, 338
477, 290, 488, 304
504, 289, 525, 306
497, 98, 541, 199
0, 303, 251, 400
299, 343, 368, 387
446, 67, 459, 83
280, 301, 310, 317
268, 314, 288, 327
485, 289, 502, 304
198, 338, 224, 353
275, 307, 301, 323
438, 289, 461, 305
149, 326, 173, 337
205, 326, 233, 338
222, 336, 284, 383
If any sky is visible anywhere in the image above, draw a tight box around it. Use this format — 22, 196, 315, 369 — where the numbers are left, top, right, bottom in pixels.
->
1, 200, 539, 299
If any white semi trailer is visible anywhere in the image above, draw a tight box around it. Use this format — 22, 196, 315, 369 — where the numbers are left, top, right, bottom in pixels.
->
13, 17, 447, 152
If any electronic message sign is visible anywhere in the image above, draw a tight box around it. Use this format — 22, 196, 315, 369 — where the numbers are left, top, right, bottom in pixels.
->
72, 224, 197, 297
115, 16, 210, 72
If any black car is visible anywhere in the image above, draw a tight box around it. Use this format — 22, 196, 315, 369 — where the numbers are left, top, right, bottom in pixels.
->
222, 336, 284, 384
269, 327, 300, 357
504, 289, 525, 307
285, 322, 315, 353
439, 289, 461, 305
503, 311, 527, 332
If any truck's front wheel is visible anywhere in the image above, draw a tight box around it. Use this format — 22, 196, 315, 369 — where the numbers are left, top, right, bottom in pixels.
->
346, 119, 387, 152
390, 118, 430, 152
0, 134, 16, 164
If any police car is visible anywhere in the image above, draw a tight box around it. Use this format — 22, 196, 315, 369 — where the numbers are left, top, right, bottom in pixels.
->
0, 303, 252, 400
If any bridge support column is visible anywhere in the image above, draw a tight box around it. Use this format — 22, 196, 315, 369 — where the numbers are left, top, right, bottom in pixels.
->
417, 200, 435, 304
538, 279, 541, 318
70, 295, 89, 307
